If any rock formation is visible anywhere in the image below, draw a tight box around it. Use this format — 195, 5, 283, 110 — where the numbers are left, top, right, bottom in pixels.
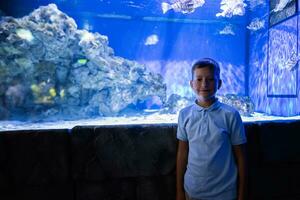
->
0, 4, 166, 120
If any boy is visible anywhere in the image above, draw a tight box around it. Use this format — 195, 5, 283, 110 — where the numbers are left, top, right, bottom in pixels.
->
176, 58, 247, 200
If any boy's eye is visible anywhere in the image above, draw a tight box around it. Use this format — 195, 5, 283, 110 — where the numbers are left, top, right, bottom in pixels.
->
196, 78, 214, 82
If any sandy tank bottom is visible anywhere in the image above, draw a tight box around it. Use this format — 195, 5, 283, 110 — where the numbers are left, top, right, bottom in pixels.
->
1, 112, 300, 131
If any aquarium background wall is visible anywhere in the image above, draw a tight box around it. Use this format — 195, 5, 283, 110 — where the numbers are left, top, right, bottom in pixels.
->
248, 0, 300, 116
0, 0, 299, 121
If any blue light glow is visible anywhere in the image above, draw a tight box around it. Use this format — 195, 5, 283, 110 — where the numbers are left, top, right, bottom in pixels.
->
0, 0, 299, 125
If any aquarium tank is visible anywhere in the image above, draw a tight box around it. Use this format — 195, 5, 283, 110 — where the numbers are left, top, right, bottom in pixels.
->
0, 0, 299, 130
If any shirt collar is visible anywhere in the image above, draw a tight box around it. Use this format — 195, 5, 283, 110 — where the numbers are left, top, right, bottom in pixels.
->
193, 99, 221, 112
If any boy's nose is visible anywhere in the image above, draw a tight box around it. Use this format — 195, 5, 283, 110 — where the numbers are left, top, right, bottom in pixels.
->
201, 79, 209, 87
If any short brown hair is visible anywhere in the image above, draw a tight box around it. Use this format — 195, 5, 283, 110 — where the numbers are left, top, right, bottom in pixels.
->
191, 58, 220, 80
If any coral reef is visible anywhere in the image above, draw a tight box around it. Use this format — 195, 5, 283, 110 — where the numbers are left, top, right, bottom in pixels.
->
218, 94, 254, 116
0, 4, 166, 120
161, 94, 254, 116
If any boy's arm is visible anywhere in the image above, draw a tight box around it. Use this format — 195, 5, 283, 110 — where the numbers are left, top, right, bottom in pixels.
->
176, 140, 189, 200
233, 144, 247, 200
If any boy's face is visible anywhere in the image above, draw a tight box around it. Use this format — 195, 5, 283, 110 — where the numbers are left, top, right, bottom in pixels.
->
190, 66, 222, 106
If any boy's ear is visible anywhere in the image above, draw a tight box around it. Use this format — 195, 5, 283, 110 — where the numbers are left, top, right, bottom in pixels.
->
218, 79, 222, 89
189, 80, 193, 88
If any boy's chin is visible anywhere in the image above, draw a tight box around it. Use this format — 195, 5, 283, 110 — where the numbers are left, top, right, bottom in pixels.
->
197, 96, 216, 102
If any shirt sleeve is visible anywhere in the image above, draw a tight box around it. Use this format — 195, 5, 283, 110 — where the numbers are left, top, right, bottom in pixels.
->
230, 110, 247, 145
177, 110, 188, 141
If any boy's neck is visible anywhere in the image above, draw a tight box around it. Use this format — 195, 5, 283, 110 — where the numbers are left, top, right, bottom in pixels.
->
196, 97, 217, 108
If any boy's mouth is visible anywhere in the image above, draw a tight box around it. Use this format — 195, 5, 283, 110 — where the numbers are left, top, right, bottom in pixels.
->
200, 90, 210, 92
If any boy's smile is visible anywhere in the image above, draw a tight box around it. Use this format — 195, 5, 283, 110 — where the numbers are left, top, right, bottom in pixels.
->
190, 66, 222, 107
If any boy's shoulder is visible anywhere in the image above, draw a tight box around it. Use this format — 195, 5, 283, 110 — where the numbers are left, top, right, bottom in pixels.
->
219, 101, 237, 111
178, 104, 195, 124
179, 104, 194, 114
218, 101, 240, 116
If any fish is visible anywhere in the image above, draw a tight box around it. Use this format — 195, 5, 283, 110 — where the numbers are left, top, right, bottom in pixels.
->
247, 18, 265, 31
219, 25, 235, 35
77, 58, 88, 65
145, 34, 159, 46
216, 0, 247, 18
273, 0, 293, 12
161, 0, 205, 14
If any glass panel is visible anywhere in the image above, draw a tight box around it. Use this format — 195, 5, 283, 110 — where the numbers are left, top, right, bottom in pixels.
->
269, 0, 297, 26
268, 16, 298, 96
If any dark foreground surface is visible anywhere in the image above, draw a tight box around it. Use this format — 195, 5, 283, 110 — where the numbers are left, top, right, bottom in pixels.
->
0, 121, 300, 200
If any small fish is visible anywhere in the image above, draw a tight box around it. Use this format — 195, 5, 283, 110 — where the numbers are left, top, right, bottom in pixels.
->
273, 0, 293, 12
216, 0, 247, 18
247, 18, 265, 31
145, 34, 159, 46
77, 58, 88, 65
219, 25, 235, 35
161, 0, 205, 14
49, 88, 57, 97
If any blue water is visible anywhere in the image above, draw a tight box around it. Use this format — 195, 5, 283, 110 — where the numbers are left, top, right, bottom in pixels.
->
0, 0, 299, 128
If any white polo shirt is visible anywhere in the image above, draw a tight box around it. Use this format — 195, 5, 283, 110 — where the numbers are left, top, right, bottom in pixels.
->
177, 100, 247, 200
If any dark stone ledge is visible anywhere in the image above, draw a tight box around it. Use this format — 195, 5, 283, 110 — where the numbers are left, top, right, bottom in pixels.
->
0, 121, 300, 200
71, 124, 177, 180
